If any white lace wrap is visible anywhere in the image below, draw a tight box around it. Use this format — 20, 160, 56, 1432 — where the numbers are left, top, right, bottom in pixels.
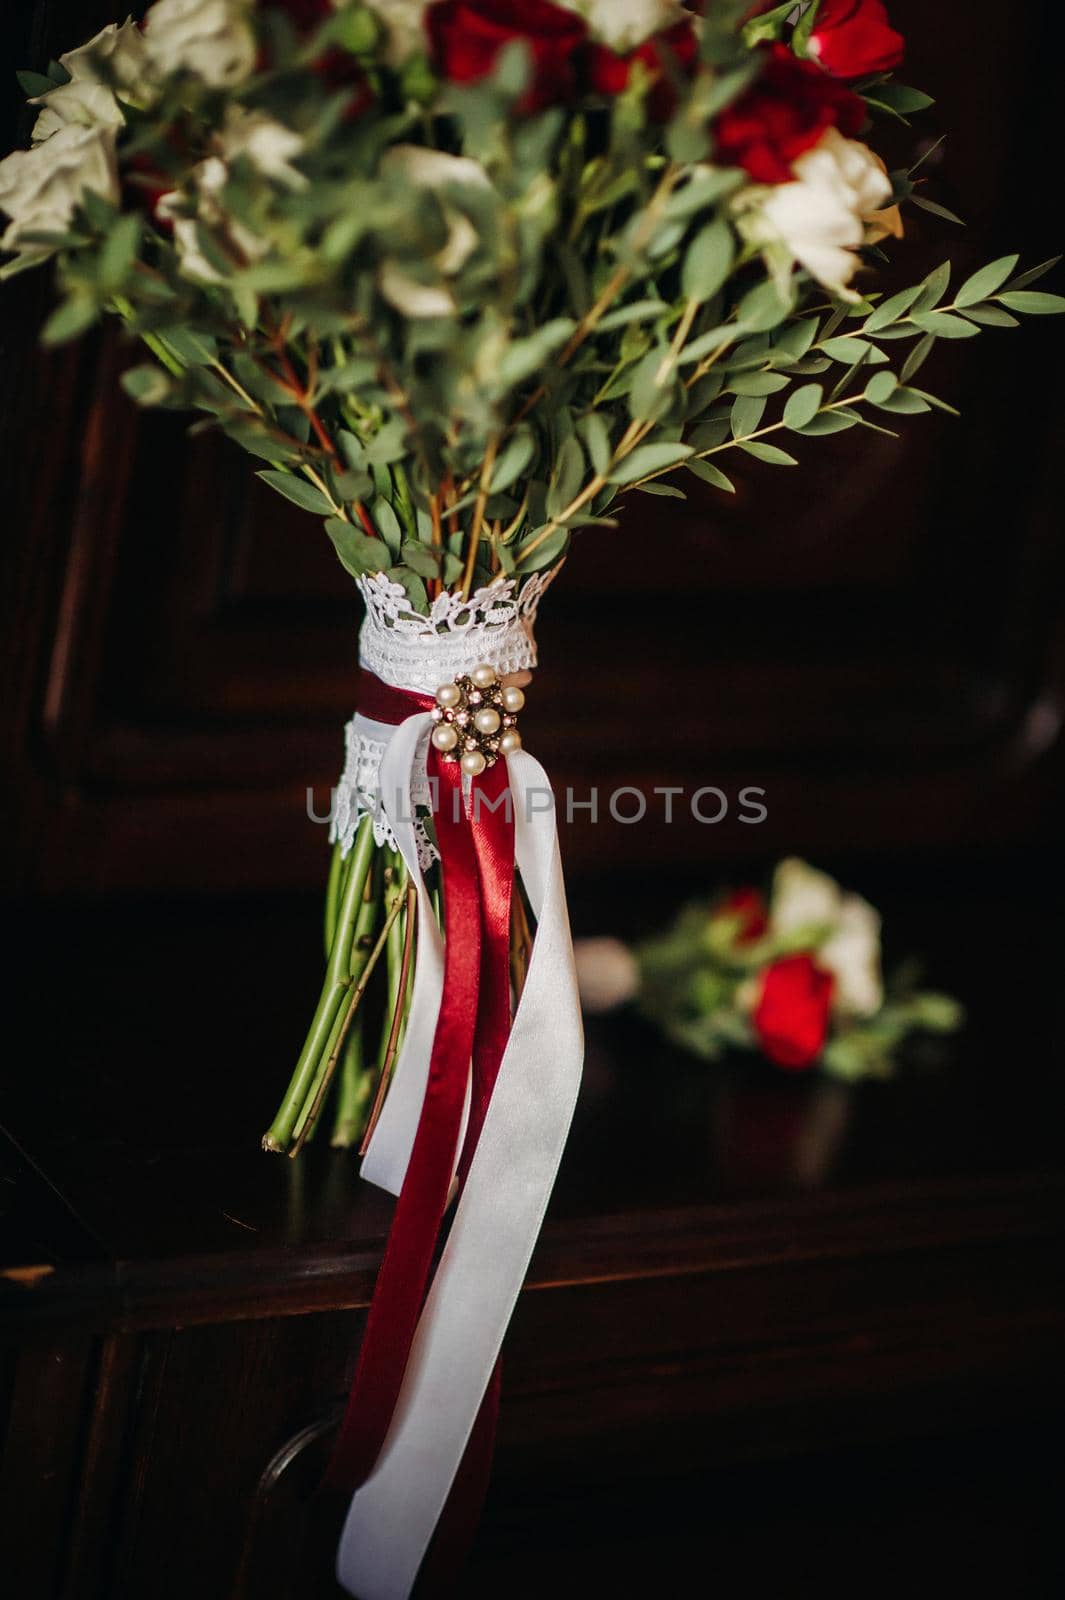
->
329, 570, 559, 866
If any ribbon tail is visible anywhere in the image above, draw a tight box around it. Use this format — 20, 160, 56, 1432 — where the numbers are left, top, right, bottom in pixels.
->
325, 756, 480, 1498
360, 713, 443, 1197
336, 750, 583, 1600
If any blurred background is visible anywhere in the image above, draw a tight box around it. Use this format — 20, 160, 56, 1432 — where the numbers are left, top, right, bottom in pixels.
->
2, 3, 1064, 1597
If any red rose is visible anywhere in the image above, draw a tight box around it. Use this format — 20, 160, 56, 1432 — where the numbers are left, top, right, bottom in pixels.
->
426, 0, 587, 112
808, 0, 904, 79
720, 887, 769, 945
753, 953, 835, 1070
713, 43, 864, 184
587, 18, 699, 120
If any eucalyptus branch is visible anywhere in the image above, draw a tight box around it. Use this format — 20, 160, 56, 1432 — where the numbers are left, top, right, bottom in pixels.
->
459, 435, 498, 601
628, 393, 871, 490
510, 162, 682, 430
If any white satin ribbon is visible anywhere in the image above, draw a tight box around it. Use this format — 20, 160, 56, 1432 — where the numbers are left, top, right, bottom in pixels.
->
338, 740, 584, 1600
359, 713, 442, 1196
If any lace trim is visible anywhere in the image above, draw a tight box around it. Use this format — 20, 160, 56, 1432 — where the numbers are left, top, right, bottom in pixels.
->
333, 571, 559, 862
330, 718, 439, 868
355, 566, 560, 693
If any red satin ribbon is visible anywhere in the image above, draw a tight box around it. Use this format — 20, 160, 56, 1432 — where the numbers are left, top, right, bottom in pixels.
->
324, 670, 514, 1585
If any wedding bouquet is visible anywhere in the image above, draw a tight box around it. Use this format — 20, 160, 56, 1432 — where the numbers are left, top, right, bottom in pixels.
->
3, 1, 1057, 1591
577, 857, 963, 1078
3, 0, 1059, 1149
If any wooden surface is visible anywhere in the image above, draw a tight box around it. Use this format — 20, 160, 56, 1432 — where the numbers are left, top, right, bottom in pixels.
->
2, 865, 1064, 1597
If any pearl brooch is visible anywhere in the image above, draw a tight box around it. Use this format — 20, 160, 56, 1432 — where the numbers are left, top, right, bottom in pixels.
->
432, 664, 524, 770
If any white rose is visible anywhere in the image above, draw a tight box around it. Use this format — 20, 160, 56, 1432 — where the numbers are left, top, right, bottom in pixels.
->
31, 19, 150, 143
0, 124, 119, 258
819, 895, 883, 1018
364, 0, 429, 66
157, 155, 267, 282
741, 129, 892, 297
381, 144, 491, 195
58, 18, 150, 93
32, 82, 126, 144
145, 0, 256, 88
769, 857, 843, 940
557, 0, 686, 52
217, 108, 307, 188
769, 857, 883, 1018
378, 144, 491, 316
574, 938, 640, 1014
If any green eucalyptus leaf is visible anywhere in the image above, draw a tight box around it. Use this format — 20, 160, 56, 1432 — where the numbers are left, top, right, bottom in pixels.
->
334, 469, 374, 500
783, 383, 823, 429
547, 434, 584, 517
678, 325, 737, 366
869, 82, 934, 115
227, 425, 302, 464
997, 291, 1065, 315
256, 470, 334, 515
865, 371, 898, 405
955, 254, 1019, 307
821, 336, 888, 364
910, 196, 965, 225
607, 442, 693, 484
909, 311, 979, 338
363, 417, 408, 465
497, 318, 575, 390
739, 441, 797, 465
681, 218, 735, 303
41, 294, 98, 346
629, 349, 680, 423
686, 418, 730, 451
120, 364, 172, 406
773, 317, 820, 359
596, 299, 669, 332
1004, 256, 1061, 291
401, 540, 441, 579
914, 260, 951, 311
873, 388, 932, 414
737, 279, 793, 333
959, 303, 1019, 327
17, 70, 60, 97
730, 394, 766, 439
324, 517, 390, 578
371, 497, 403, 555
795, 411, 858, 435
99, 214, 140, 290
389, 566, 428, 614
636, 482, 686, 498
338, 429, 366, 471
728, 371, 789, 397
490, 428, 536, 493
578, 412, 611, 478
900, 333, 936, 382
516, 525, 569, 572
686, 459, 736, 493
863, 285, 923, 334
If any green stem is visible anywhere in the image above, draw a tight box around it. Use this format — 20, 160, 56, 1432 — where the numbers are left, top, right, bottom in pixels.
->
323, 838, 349, 959
262, 816, 376, 1152
331, 1018, 372, 1148
289, 867, 408, 1155
373, 857, 407, 1071
291, 843, 381, 1145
